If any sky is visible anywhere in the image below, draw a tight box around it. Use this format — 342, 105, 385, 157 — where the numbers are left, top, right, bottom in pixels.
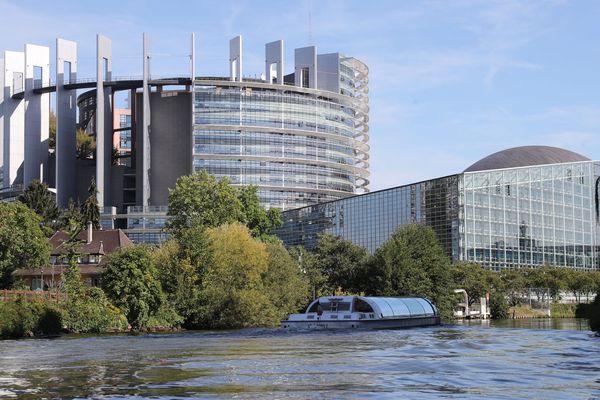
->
1, 0, 599, 191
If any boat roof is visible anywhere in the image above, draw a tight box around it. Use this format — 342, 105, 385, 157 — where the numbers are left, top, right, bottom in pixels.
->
308, 296, 438, 318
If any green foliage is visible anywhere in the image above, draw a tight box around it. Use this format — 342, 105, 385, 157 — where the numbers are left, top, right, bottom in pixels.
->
146, 303, 185, 330
499, 269, 527, 306
368, 224, 454, 320
62, 287, 128, 333
263, 242, 310, 320
152, 239, 200, 322
59, 200, 85, 232
0, 202, 51, 289
196, 223, 276, 328
18, 180, 59, 235
80, 177, 100, 229
452, 262, 496, 306
166, 170, 243, 234
288, 246, 328, 301
550, 303, 578, 318
312, 234, 370, 294
0, 298, 62, 339
102, 246, 163, 331
76, 128, 96, 159
49, 111, 56, 150
489, 291, 509, 319
238, 185, 282, 239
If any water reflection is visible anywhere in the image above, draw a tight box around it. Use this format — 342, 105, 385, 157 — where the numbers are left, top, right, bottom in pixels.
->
0, 320, 598, 399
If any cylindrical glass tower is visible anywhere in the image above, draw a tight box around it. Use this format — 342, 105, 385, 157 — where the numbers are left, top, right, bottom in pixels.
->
192, 57, 369, 210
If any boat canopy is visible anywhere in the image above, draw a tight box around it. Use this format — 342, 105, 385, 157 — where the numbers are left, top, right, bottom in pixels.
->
305, 296, 438, 318
362, 297, 437, 318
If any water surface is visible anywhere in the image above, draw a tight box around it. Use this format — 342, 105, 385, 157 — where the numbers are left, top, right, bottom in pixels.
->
0, 319, 598, 399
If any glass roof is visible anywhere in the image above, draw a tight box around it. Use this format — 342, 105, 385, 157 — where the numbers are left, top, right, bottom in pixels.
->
362, 297, 437, 318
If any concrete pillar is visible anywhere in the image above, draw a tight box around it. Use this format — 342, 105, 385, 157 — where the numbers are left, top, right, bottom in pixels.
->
229, 36, 242, 82
55, 38, 77, 207
3, 51, 25, 187
24, 44, 50, 186
190, 32, 196, 175
96, 35, 112, 208
142, 32, 151, 207
265, 40, 284, 84
295, 46, 317, 89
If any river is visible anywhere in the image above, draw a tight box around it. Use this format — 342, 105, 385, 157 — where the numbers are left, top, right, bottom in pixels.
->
0, 319, 598, 399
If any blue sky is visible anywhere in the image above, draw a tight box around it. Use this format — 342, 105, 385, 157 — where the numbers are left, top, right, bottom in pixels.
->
1, 0, 599, 191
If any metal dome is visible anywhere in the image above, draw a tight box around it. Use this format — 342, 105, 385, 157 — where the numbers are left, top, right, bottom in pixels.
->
464, 146, 590, 172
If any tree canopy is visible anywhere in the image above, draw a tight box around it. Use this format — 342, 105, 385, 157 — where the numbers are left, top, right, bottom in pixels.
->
369, 224, 454, 319
80, 177, 100, 229
18, 180, 59, 235
0, 202, 51, 289
102, 246, 163, 331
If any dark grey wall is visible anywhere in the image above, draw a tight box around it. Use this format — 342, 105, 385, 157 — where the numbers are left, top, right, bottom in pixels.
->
135, 91, 192, 206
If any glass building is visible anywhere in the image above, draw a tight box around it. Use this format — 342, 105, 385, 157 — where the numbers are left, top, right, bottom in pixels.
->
192, 57, 369, 210
274, 146, 600, 271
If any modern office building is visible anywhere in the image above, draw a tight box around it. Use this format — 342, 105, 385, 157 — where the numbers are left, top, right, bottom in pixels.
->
274, 146, 600, 271
0, 34, 369, 241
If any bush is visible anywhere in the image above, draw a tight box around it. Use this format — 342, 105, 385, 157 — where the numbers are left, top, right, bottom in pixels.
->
550, 303, 577, 318
62, 287, 128, 333
490, 291, 509, 319
0, 298, 62, 339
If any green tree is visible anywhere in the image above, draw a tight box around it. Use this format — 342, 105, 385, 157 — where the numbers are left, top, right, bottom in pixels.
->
152, 239, 200, 323
238, 185, 282, 239
59, 199, 84, 231
567, 270, 597, 303
80, 177, 100, 229
166, 171, 243, 234
452, 262, 496, 307
102, 246, 163, 331
312, 234, 370, 294
0, 203, 51, 289
289, 245, 327, 301
196, 223, 275, 328
499, 269, 527, 306
49, 111, 56, 150
368, 224, 454, 319
18, 180, 59, 235
263, 242, 310, 320
76, 128, 96, 159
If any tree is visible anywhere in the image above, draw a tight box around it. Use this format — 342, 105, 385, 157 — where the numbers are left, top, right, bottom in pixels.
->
238, 185, 282, 239
567, 270, 597, 303
80, 177, 100, 229
368, 224, 454, 319
102, 246, 163, 331
312, 234, 370, 294
499, 269, 527, 306
196, 223, 275, 328
0, 203, 51, 289
49, 111, 56, 150
289, 245, 327, 301
59, 199, 84, 231
18, 180, 59, 235
152, 239, 200, 323
166, 171, 243, 235
263, 242, 310, 320
452, 262, 492, 307
76, 128, 96, 159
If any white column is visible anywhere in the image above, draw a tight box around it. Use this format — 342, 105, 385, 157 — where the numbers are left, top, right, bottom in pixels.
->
3, 51, 25, 187
142, 32, 151, 207
265, 40, 284, 84
24, 44, 50, 186
96, 35, 112, 208
0, 57, 4, 187
229, 35, 243, 82
55, 38, 77, 207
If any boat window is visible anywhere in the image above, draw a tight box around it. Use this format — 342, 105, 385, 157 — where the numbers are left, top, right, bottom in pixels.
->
354, 298, 374, 313
307, 300, 351, 312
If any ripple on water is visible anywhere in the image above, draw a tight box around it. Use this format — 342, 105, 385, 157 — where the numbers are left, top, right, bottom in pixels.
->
0, 320, 598, 399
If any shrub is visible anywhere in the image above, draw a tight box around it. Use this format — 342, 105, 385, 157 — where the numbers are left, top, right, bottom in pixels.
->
62, 287, 127, 333
0, 298, 62, 339
490, 291, 509, 319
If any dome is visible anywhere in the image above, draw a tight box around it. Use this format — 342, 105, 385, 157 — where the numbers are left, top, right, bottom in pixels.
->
464, 146, 590, 172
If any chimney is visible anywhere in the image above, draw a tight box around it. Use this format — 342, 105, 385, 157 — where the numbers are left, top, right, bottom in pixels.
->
87, 222, 93, 244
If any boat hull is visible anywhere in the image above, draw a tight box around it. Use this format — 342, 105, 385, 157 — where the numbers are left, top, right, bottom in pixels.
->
281, 316, 440, 330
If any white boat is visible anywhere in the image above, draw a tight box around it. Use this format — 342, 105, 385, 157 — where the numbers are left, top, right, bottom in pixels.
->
281, 296, 441, 330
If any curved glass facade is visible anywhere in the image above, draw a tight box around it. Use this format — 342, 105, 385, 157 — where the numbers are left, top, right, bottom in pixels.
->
461, 161, 600, 270
192, 75, 369, 210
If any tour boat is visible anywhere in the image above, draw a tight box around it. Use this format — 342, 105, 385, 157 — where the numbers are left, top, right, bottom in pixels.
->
281, 296, 440, 330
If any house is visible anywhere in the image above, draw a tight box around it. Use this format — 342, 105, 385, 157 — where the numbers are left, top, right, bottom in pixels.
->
14, 223, 133, 290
